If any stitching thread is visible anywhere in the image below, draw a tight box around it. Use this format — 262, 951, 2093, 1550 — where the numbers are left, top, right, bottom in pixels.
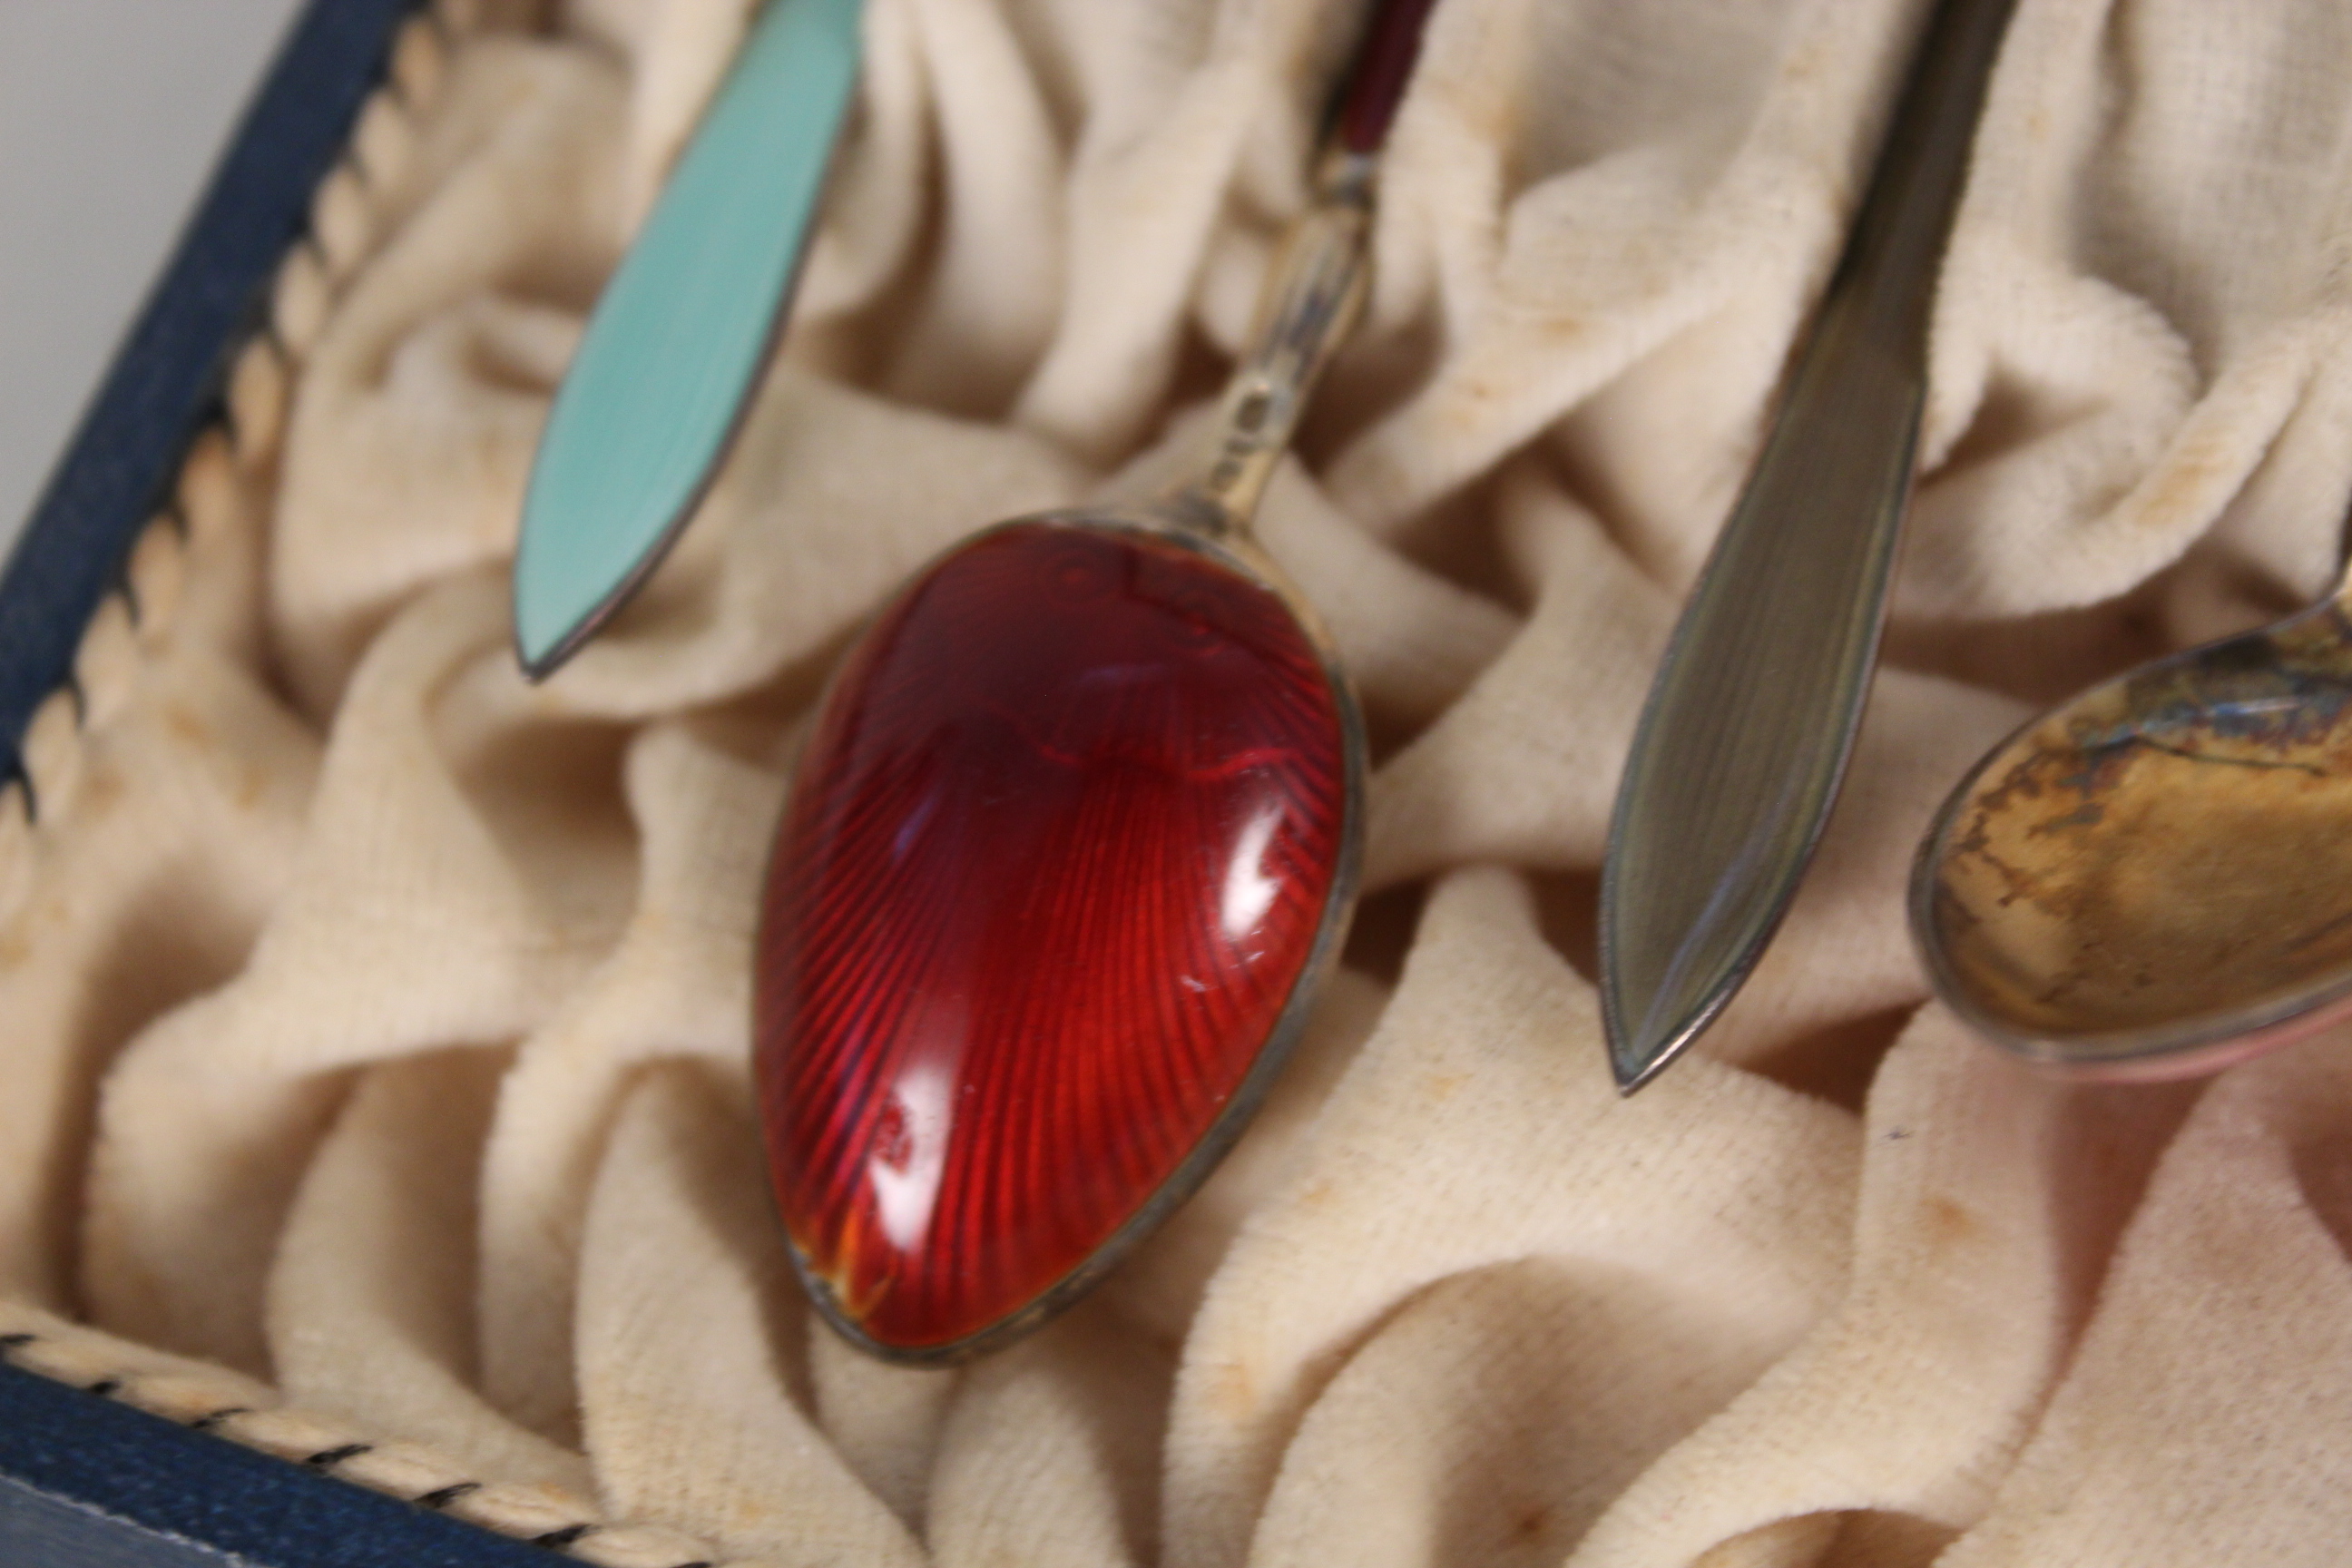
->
304, 1443, 374, 1469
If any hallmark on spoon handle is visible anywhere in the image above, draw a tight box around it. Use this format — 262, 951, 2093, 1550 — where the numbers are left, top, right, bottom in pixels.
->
1175, 154, 1374, 534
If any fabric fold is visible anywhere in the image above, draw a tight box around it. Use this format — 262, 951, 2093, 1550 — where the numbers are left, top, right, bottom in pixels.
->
10, 0, 2352, 1561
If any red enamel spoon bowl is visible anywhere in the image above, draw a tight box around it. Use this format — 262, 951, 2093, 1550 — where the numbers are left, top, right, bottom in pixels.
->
756, 500, 1363, 1360
752, 0, 1435, 1361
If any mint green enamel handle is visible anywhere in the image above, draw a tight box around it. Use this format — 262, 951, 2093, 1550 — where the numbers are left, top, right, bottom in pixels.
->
514, 0, 863, 677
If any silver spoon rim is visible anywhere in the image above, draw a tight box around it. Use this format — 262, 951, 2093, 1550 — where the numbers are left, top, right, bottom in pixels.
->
1909, 614, 2352, 1077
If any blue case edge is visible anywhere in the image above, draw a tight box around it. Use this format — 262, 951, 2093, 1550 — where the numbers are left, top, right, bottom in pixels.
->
0, 0, 419, 804
0, 1360, 565, 1567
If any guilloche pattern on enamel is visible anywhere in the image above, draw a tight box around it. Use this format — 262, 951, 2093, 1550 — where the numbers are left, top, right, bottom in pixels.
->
755, 521, 1348, 1355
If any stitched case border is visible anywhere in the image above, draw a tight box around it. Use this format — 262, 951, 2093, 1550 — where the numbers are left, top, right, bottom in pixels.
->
0, 1357, 567, 1568
0, 0, 419, 803
0, 1312, 736, 1566
0, 4, 739, 1564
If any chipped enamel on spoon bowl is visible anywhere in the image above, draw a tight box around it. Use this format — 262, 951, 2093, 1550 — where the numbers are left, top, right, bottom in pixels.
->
1913, 589, 2352, 1080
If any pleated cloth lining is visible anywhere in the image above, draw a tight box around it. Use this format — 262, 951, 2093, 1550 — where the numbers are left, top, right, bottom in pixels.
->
6, 1, 2352, 1563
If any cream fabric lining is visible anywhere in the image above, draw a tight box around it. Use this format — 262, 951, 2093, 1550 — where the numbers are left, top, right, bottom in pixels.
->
6, 0, 2352, 1563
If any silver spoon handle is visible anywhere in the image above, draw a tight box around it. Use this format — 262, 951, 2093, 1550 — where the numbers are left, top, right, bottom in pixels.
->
1166, 0, 1438, 534
1601, 0, 2017, 1093
1171, 154, 1376, 532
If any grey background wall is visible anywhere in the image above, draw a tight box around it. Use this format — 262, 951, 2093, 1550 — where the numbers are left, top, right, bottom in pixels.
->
0, 0, 309, 560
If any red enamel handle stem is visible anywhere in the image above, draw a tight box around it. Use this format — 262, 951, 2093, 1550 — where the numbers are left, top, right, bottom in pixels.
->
1332, 0, 1442, 153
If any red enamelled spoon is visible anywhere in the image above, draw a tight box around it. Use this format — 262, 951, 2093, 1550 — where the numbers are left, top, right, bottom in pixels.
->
754, 0, 1439, 1363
